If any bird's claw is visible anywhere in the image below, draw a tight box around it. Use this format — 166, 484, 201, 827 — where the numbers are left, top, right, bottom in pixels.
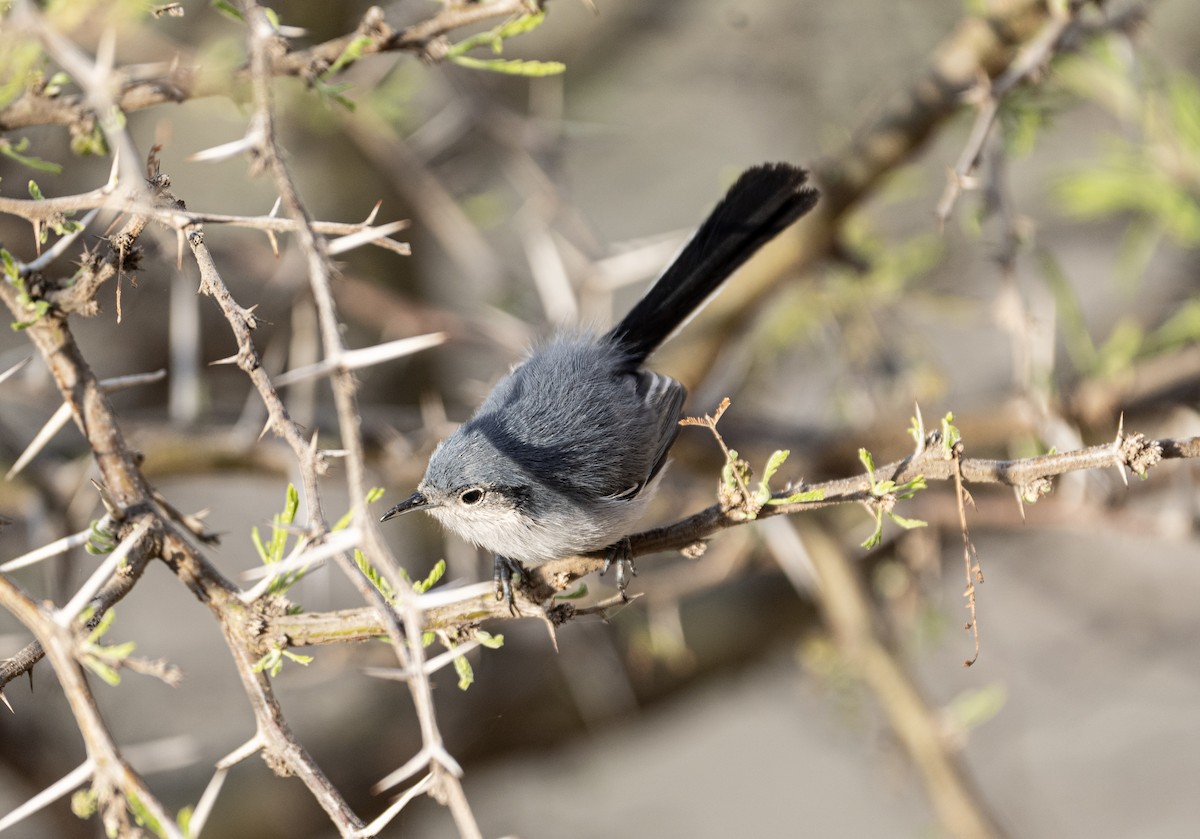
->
493, 555, 524, 616
600, 538, 637, 601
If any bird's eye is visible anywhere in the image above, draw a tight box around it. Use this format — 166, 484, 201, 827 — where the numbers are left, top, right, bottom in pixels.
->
460, 488, 485, 505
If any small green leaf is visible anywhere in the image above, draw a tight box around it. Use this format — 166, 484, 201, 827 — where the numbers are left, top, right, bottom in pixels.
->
449, 56, 565, 76
176, 806, 193, 837
104, 641, 137, 660
88, 608, 116, 642
282, 650, 312, 666
940, 412, 961, 451
753, 449, 790, 506
84, 657, 122, 686
861, 509, 885, 550
1, 249, 18, 281
555, 582, 589, 600
446, 11, 551, 59
454, 652, 474, 690
85, 524, 117, 555
476, 630, 504, 649
126, 791, 163, 835
313, 79, 357, 112
495, 11, 551, 40
858, 448, 877, 481
251, 526, 269, 563
252, 647, 283, 676
325, 35, 373, 77
69, 124, 109, 157
357, 550, 396, 603
0, 138, 63, 174
27, 180, 44, 199
414, 559, 445, 593
893, 475, 927, 499
45, 71, 71, 96
768, 487, 826, 505
888, 512, 928, 530
211, 0, 243, 22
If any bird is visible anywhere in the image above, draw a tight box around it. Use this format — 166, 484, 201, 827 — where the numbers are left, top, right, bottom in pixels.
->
382, 163, 819, 611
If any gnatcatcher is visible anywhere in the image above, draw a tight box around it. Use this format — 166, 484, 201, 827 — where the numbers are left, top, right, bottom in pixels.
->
382, 163, 819, 609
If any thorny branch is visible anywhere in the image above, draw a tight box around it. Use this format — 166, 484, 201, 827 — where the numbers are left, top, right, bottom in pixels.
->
0, 0, 1188, 837
266, 425, 1191, 644
0, 2, 546, 132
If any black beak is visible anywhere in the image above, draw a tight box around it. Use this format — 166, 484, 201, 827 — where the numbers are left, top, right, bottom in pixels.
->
380, 491, 433, 522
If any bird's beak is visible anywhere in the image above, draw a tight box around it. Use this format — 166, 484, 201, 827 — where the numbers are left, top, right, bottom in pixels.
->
380, 491, 434, 522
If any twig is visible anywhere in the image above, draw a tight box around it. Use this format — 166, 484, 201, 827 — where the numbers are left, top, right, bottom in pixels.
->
951, 442, 983, 667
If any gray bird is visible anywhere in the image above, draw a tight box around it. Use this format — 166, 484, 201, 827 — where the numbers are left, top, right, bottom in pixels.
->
383, 163, 819, 609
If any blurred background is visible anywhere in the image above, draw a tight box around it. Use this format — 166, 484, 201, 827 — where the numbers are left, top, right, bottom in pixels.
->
2, 0, 1200, 836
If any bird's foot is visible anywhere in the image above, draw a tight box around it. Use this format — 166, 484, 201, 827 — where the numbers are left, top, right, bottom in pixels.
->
493, 555, 525, 616
600, 537, 637, 601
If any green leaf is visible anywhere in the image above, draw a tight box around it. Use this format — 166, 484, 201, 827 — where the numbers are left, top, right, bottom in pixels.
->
448, 56, 565, 77
753, 449, 790, 506
126, 791, 163, 836
27, 179, 44, 199
88, 608, 116, 643
211, 0, 243, 22
554, 582, 589, 600
251, 526, 269, 563
446, 11, 550, 59
334, 487, 387, 530
940, 412, 961, 451
858, 448, 876, 481
83, 656, 122, 686
1, 249, 17, 282
252, 648, 283, 676
893, 475, 927, 500
494, 11, 551, 40
861, 509, 884, 549
44, 71, 71, 97
872, 479, 897, 497
414, 559, 445, 593
176, 806, 193, 838
356, 550, 396, 603
476, 630, 504, 649
0, 138, 63, 174
69, 123, 109, 157
11, 299, 50, 330
324, 35, 373, 77
454, 652, 474, 690
86, 519, 118, 555
888, 512, 928, 530
768, 487, 825, 505
256, 485, 301, 592
104, 641, 137, 660
313, 79, 357, 112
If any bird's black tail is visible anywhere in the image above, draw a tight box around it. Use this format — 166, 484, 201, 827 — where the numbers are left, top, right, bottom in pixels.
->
604, 163, 819, 362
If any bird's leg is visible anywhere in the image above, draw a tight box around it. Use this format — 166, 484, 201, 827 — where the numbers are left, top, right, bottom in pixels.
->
600, 537, 637, 600
493, 555, 524, 616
